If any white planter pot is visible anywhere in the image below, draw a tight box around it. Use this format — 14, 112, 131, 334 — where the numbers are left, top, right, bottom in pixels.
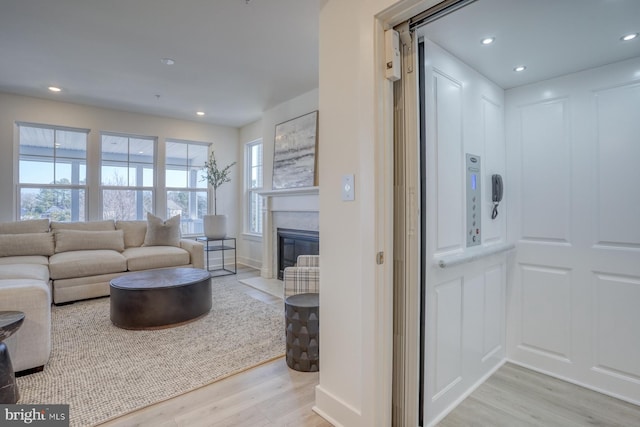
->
203, 214, 227, 239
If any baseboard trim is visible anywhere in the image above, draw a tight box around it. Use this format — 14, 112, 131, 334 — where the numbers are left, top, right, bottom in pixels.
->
237, 256, 261, 270
506, 358, 640, 408
314, 384, 361, 427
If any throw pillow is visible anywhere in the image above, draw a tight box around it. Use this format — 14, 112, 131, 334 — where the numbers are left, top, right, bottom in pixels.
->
143, 213, 181, 247
115, 220, 147, 248
54, 229, 125, 253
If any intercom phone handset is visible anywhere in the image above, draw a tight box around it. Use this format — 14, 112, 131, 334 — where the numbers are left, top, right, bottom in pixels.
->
491, 174, 503, 220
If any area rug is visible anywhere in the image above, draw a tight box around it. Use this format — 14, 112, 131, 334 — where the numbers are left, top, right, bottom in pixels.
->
16, 274, 285, 427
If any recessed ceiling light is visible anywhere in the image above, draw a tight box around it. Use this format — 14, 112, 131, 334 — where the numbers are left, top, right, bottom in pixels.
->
161, 58, 176, 65
481, 37, 495, 45
514, 65, 527, 72
196, 111, 205, 116
48, 86, 62, 92
621, 33, 638, 42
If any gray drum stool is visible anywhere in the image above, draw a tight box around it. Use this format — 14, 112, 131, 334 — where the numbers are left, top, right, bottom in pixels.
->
285, 293, 319, 372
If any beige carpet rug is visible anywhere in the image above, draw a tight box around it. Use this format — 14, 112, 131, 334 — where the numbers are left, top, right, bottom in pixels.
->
16, 274, 285, 427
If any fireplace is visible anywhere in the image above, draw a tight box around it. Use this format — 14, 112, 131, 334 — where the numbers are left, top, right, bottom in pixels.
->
277, 228, 319, 280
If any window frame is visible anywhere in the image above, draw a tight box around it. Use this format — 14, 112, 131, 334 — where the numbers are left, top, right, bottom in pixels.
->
244, 138, 264, 236
16, 122, 89, 221
100, 131, 157, 221
165, 139, 211, 236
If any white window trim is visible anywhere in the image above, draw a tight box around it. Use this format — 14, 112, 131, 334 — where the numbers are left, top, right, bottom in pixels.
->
16, 122, 89, 221
244, 138, 263, 237
165, 139, 211, 237
99, 132, 157, 220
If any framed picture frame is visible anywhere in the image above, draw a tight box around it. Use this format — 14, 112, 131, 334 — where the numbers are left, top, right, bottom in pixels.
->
272, 111, 319, 190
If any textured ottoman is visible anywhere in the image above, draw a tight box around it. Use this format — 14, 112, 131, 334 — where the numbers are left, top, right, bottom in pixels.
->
285, 293, 319, 372
110, 268, 211, 330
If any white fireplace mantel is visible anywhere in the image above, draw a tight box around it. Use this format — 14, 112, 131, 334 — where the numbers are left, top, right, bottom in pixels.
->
259, 186, 319, 278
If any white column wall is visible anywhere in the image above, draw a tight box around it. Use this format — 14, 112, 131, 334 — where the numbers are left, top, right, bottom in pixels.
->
506, 57, 640, 405
316, 0, 444, 425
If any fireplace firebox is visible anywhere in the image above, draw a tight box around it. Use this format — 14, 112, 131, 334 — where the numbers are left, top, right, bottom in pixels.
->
277, 228, 319, 280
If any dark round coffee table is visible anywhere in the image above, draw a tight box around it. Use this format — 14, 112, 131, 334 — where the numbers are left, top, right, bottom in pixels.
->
1, 311, 25, 404
110, 267, 211, 330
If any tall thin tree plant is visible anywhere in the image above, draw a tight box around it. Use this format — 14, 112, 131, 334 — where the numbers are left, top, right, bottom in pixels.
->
202, 150, 236, 215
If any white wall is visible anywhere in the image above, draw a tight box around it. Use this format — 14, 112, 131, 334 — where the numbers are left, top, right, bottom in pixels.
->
0, 92, 239, 228
421, 39, 507, 425
506, 57, 640, 405
236, 89, 318, 269
238, 119, 263, 269
316, 0, 434, 425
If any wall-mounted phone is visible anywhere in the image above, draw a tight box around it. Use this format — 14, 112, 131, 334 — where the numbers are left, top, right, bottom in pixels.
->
491, 174, 503, 220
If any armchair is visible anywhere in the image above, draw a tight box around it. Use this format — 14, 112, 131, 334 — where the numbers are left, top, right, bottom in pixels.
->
283, 255, 319, 297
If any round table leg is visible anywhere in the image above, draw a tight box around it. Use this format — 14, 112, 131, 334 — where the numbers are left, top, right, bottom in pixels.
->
0, 342, 19, 404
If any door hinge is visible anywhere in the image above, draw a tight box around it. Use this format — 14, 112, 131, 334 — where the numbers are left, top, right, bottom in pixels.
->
376, 251, 385, 265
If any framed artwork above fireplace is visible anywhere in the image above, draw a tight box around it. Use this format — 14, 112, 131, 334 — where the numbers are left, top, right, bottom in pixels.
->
272, 111, 318, 190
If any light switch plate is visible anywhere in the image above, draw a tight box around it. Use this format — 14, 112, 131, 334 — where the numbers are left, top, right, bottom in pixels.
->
342, 174, 355, 201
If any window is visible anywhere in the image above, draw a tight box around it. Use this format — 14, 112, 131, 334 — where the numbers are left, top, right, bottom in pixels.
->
245, 139, 263, 234
18, 123, 88, 221
165, 140, 209, 235
101, 133, 155, 220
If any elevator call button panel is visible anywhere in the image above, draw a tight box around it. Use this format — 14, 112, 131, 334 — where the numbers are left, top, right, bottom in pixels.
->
466, 154, 481, 247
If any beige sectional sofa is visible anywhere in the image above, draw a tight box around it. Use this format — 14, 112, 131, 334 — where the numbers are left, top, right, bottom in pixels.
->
0, 217, 205, 373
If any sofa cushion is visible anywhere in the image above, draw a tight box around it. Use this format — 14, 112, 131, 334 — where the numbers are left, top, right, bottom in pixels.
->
143, 213, 181, 247
0, 219, 49, 234
50, 220, 115, 231
115, 220, 147, 248
0, 255, 49, 266
123, 246, 190, 271
0, 264, 50, 282
0, 232, 55, 257
49, 250, 127, 280
54, 229, 125, 253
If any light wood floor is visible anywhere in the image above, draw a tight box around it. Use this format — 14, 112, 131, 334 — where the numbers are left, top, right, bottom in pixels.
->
438, 362, 640, 427
101, 266, 331, 427
100, 267, 640, 426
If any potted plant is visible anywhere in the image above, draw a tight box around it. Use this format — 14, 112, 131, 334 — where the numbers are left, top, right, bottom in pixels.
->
201, 150, 236, 239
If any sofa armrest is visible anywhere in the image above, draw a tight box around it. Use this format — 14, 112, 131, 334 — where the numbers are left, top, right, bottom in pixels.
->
284, 266, 319, 297
179, 239, 205, 270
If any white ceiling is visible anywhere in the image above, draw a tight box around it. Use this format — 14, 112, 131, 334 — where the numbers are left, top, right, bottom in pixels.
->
0, 0, 319, 128
418, 0, 640, 89
1, 1, 638, 129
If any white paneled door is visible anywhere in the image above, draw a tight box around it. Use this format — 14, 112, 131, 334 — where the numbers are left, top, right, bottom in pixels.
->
506, 58, 640, 405
420, 38, 508, 425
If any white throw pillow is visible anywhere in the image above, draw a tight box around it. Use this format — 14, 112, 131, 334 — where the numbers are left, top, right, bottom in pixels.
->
143, 213, 181, 247
115, 220, 147, 248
